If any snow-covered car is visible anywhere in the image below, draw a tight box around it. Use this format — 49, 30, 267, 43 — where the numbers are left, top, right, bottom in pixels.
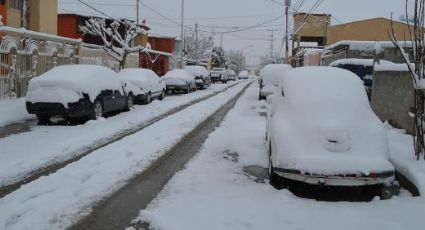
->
329, 59, 394, 100
184, 65, 211, 89
258, 64, 292, 100
266, 66, 395, 189
210, 68, 228, 83
163, 69, 197, 94
118, 68, 166, 104
26, 65, 130, 123
227, 69, 237, 81
238, 70, 249, 79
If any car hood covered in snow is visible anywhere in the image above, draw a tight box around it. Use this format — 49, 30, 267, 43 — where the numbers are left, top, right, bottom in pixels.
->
270, 67, 394, 175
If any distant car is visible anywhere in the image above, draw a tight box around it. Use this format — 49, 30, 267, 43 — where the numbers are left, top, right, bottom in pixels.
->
329, 59, 394, 100
26, 65, 130, 124
227, 69, 237, 81
266, 66, 395, 191
210, 68, 228, 83
238, 70, 249, 79
185, 65, 211, 89
163, 69, 197, 94
258, 64, 292, 100
118, 68, 166, 104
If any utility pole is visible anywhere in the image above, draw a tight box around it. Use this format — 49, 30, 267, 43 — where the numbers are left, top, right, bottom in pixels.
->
285, 0, 291, 64
236, 50, 240, 74
180, 0, 185, 68
268, 29, 276, 63
195, 23, 199, 64
211, 25, 215, 48
220, 33, 223, 49
136, 0, 140, 24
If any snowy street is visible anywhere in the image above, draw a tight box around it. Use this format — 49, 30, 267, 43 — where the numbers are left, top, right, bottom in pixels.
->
131, 83, 425, 230
0, 80, 251, 230
0, 81, 241, 196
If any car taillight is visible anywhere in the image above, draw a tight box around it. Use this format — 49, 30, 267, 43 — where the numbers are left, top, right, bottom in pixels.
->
370, 172, 377, 178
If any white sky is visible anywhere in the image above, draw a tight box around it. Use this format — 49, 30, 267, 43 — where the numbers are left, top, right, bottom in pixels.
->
58, 0, 413, 66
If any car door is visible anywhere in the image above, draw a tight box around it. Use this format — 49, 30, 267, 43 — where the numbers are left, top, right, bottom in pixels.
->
101, 89, 114, 112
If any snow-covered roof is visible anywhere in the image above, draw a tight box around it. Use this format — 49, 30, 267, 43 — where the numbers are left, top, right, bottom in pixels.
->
325, 40, 413, 53
329, 58, 394, 67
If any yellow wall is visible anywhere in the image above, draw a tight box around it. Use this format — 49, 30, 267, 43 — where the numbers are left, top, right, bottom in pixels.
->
293, 13, 331, 38
7, 9, 21, 28
327, 18, 413, 45
30, 0, 58, 35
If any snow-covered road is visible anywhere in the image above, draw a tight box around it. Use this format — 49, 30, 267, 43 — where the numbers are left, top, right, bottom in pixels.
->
0, 81, 241, 189
133, 83, 425, 230
0, 80, 252, 230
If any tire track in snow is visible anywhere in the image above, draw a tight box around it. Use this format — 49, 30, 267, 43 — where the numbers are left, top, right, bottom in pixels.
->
0, 82, 245, 198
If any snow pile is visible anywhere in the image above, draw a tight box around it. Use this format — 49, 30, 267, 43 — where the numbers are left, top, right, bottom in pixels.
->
26, 65, 123, 108
329, 58, 393, 67
0, 98, 35, 127
0, 81, 251, 230
136, 83, 425, 230
385, 123, 425, 194
272, 67, 393, 175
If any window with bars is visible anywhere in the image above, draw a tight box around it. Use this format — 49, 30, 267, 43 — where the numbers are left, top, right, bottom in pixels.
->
8, 0, 23, 10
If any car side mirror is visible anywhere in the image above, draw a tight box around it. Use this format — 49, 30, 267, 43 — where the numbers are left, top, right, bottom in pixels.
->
266, 95, 274, 105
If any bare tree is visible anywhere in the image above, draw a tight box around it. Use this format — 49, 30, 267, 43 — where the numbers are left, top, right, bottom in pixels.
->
80, 18, 146, 69
389, 0, 425, 160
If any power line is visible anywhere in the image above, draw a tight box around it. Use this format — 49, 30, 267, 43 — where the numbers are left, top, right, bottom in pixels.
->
76, 0, 116, 19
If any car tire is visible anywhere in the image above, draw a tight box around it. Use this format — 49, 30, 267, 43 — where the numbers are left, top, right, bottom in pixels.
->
36, 114, 50, 125
125, 94, 134, 111
268, 143, 285, 189
159, 90, 166, 100
144, 92, 152, 104
91, 100, 104, 120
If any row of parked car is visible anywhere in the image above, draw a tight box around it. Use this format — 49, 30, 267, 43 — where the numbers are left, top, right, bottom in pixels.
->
259, 64, 396, 198
25, 64, 236, 124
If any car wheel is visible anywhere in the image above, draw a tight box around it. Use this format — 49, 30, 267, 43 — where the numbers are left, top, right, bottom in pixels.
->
159, 90, 166, 100
268, 143, 285, 189
125, 94, 134, 111
36, 114, 51, 125
144, 93, 152, 104
92, 100, 104, 120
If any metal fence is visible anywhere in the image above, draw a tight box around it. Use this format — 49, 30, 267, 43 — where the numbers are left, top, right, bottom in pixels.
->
0, 27, 80, 99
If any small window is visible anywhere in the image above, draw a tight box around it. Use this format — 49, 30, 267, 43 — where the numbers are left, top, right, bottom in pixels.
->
8, 0, 23, 10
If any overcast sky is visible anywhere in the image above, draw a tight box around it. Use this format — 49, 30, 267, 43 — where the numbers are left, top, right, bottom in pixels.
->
59, 0, 413, 66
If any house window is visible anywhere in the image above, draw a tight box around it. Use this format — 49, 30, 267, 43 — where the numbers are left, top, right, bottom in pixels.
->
8, 0, 23, 10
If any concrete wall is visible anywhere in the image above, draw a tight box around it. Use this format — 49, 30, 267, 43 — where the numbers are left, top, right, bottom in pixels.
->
31, 0, 58, 35
371, 70, 414, 133
327, 18, 413, 45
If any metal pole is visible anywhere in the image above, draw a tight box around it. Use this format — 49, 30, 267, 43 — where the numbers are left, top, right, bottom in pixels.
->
285, 0, 291, 64
236, 50, 240, 74
180, 0, 185, 68
220, 33, 223, 48
136, 0, 140, 24
195, 23, 198, 64
268, 29, 276, 63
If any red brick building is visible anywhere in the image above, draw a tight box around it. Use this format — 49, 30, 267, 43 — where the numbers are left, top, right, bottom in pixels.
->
140, 36, 174, 76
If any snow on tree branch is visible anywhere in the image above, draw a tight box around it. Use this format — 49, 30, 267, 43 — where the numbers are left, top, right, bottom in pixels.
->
79, 18, 147, 69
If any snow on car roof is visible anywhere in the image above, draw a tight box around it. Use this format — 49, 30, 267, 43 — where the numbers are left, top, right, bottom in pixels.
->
282, 67, 368, 106
184, 66, 208, 76
118, 68, 156, 82
28, 65, 123, 102
164, 69, 193, 80
261, 64, 292, 85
